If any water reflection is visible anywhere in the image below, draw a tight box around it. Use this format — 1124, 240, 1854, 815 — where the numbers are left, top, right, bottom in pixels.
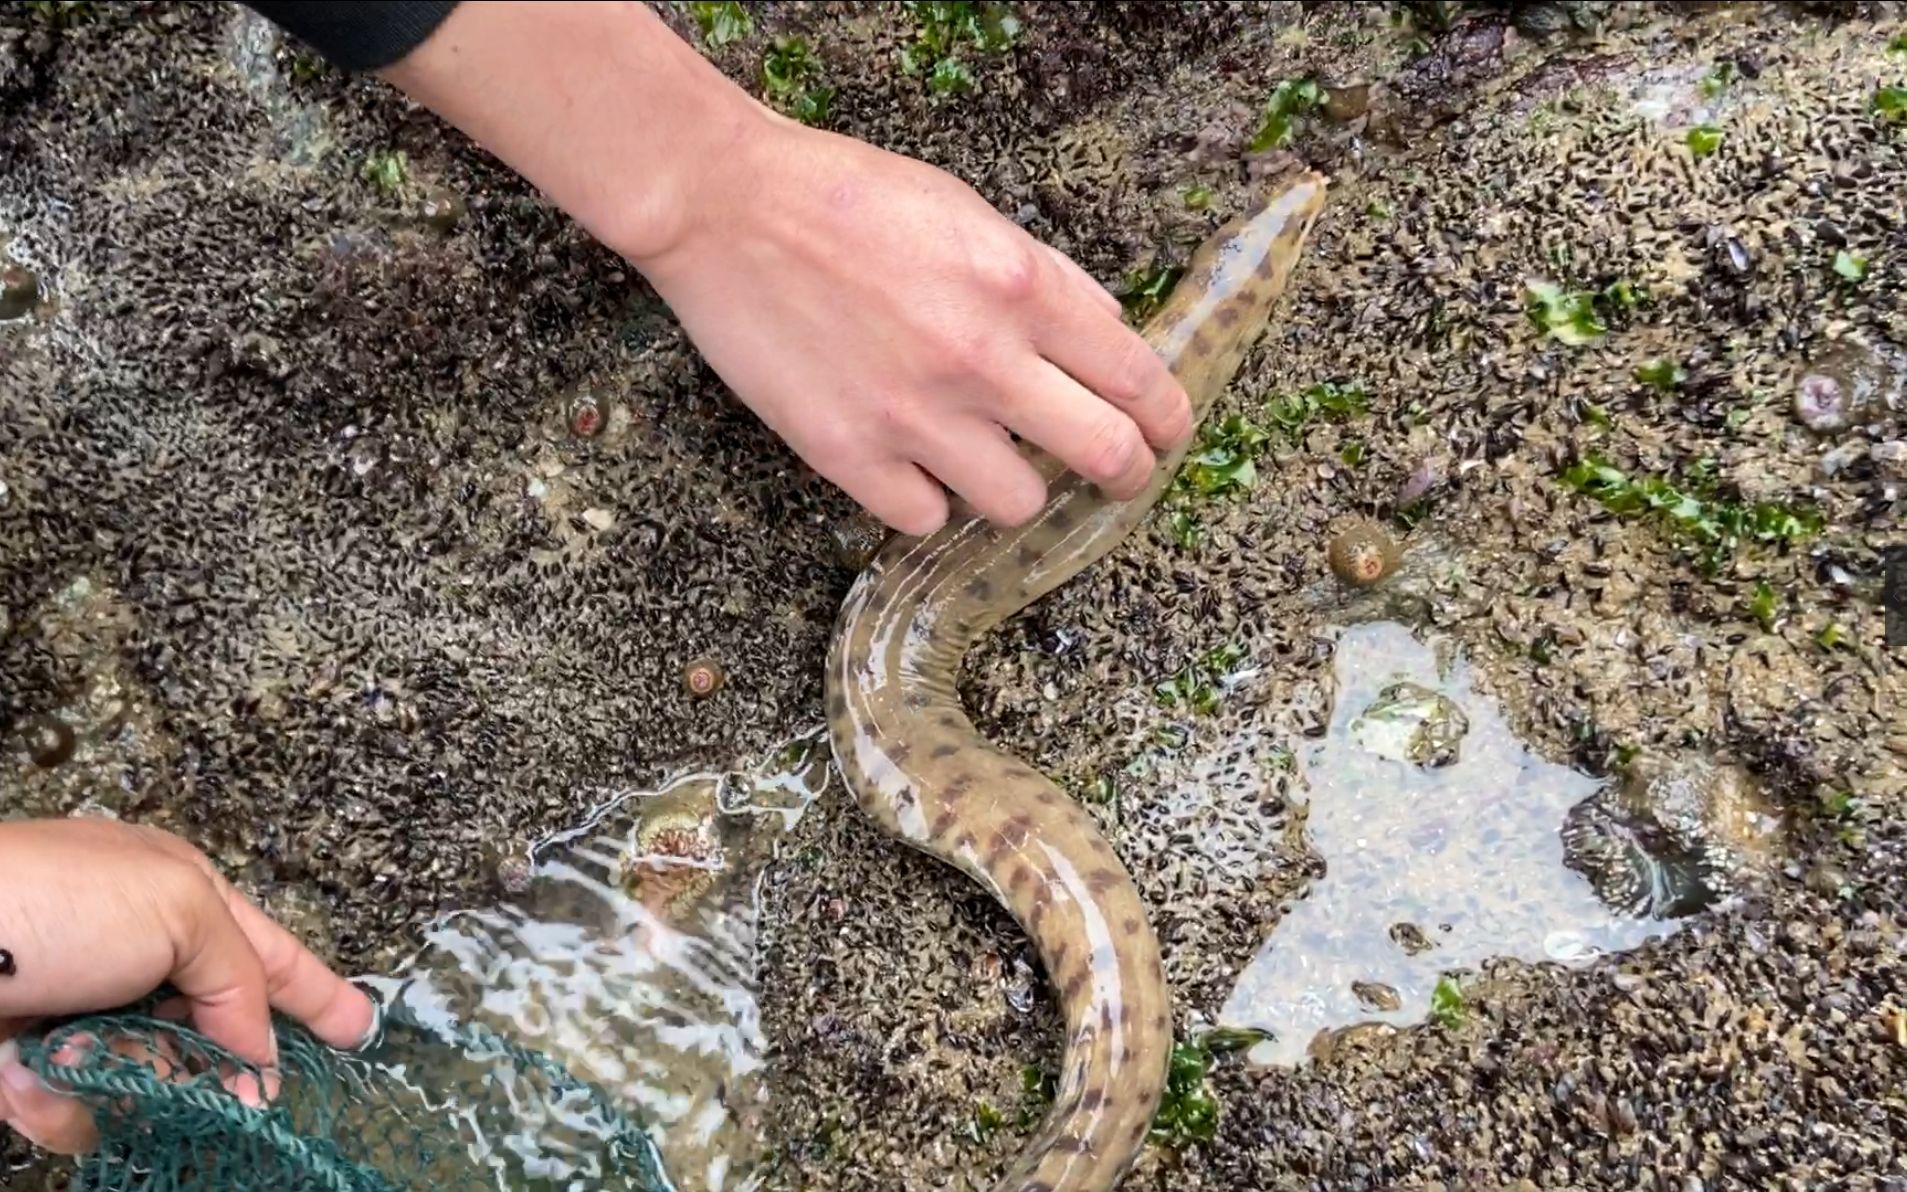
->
1218, 621, 1758, 1067
358, 728, 830, 1191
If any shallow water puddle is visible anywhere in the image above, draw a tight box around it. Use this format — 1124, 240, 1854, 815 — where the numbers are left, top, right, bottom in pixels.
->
358, 727, 830, 1191
1216, 620, 1762, 1067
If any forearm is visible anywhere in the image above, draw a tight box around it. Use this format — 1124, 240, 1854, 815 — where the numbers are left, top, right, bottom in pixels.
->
377, 1, 780, 267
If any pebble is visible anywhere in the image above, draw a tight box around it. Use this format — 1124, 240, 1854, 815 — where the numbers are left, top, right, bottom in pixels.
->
1816, 441, 1866, 478
1870, 440, 1906, 479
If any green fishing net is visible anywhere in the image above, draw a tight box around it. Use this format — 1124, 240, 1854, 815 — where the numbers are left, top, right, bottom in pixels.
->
11, 986, 672, 1191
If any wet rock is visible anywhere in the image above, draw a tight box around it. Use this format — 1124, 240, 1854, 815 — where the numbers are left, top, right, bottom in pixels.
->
1871, 440, 1906, 480
1352, 980, 1402, 1012
1318, 77, 1372, 123
1816, 441, 1867, 478
1350, 681, 1469, 768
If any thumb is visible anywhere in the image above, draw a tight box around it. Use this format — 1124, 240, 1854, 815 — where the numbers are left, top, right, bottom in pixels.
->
0, 1038, 101, 1156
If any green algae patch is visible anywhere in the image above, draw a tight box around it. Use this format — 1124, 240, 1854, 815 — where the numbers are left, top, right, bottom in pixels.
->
1559, 455, 1822, 575
1428, 975, 1467, 1029
687, 0, 752, 48
1154, 642, 1249, 717
762, 37, 833, 125
899, 1, 1021, 96
1250, 78, 1326, 151
1149, 1042, 1219, 1150
1686, 123, 1724, 159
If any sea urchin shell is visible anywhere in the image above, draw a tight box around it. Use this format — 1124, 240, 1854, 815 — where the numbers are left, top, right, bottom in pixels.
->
1327, 522, 1401, 588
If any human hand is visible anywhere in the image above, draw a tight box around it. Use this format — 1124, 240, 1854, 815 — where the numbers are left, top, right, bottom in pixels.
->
631, 115, 1194, 536
380, 1, 1192, 538
0, 818, 375, 1155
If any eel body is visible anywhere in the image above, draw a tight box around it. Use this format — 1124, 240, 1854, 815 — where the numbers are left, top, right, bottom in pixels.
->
824, 172, 1328, 1191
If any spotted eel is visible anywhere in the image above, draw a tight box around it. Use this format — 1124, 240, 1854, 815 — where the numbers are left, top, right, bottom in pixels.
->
825, 172, 1327, 1191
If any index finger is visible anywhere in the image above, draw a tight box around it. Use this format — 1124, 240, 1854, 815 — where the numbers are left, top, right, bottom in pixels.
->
1032, 282, 1191, 454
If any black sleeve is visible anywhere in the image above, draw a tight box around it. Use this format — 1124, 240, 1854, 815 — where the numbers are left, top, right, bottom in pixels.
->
242, 1, 462, 73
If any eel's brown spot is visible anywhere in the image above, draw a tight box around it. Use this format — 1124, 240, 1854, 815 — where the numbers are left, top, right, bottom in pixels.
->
1189, 328, 1214, 356
930, 742, 960, 759
1122, 917, 1141, 935
1086, 869, 1121, 893
1005, 813, 1034, 845
1017, 543, 1042, 564
1080, 1089, 1105, 1111
931, 810, 957, 837
965, 577, 992, 599
1214, 303, 1241, 328
1062, 970, 1089, 1001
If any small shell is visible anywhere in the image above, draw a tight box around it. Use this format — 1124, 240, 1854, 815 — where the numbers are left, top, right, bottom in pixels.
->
495, 850, 535, 896
23, 715, 75, 768
1327, 522, 1401, 588
418, 188, 466, 232
0, 263, 39, 320
568, 393, 607, 439
682, 657, 725, 698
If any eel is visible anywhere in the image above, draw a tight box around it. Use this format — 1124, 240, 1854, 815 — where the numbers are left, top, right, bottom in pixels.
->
824, 171, 1328, 1191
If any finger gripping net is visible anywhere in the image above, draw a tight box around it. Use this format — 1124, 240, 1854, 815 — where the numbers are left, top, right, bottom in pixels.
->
12, 990, 672, 1191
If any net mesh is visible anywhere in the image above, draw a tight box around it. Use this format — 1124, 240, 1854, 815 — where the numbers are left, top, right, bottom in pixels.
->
11, 987, 672, 1192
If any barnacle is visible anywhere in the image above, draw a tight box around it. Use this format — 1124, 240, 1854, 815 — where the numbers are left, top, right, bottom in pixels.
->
682, 657, 725, 698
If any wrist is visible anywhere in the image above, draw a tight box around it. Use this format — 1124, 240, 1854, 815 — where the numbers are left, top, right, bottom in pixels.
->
380, 0, 782, 266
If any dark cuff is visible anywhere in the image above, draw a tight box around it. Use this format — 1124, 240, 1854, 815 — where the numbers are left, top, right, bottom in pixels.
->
243, 1, 461, 73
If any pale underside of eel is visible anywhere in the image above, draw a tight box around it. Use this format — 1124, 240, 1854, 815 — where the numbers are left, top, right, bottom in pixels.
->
824, 172, 1328, 1192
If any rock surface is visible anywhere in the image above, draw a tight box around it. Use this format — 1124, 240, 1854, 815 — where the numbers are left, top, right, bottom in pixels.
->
3, 1, 1906, 1188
